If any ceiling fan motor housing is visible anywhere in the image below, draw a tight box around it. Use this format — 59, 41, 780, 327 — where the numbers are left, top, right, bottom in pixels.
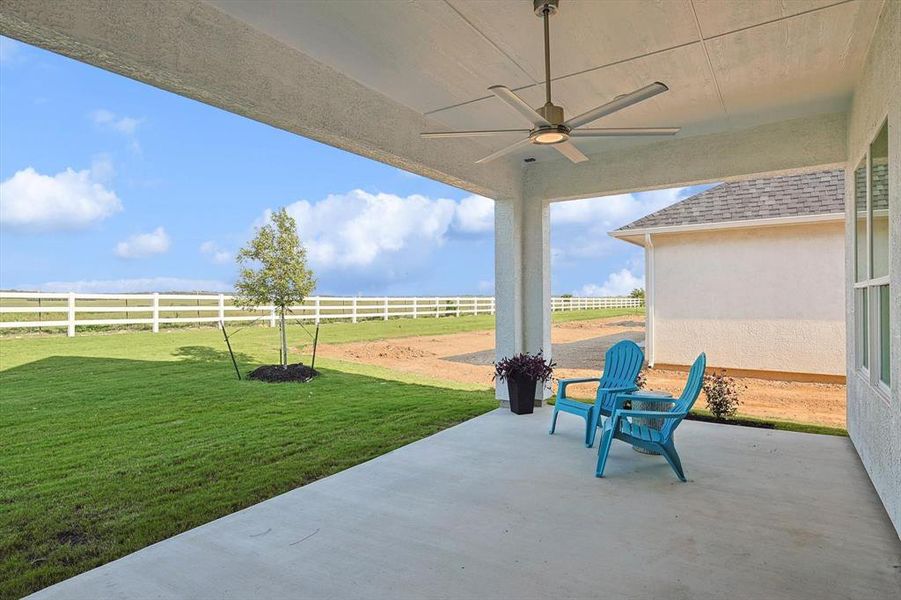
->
536, 102, 564, 125
532, 102, 569, 145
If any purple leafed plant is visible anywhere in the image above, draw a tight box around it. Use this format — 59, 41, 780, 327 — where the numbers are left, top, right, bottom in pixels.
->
493, 351, 556, 382
703, 370, 742, 420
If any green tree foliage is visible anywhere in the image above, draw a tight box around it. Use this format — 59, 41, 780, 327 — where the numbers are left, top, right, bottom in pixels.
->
234, 208, 315, 367
629, 288, 645, 299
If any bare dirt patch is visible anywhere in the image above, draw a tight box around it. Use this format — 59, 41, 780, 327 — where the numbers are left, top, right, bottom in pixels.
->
317, 315, 846, 428
648, 371, 843, 428
341, 343, 435, 362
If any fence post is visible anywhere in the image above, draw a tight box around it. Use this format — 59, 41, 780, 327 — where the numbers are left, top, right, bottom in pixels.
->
383, 297, 389, 320
151, 292, 160, 333
314, 297, 321, 324
217, 294, 225, 328
352, 297, 358, 323
67, 292, 76, 337
412, 298, 418, 319
455, 297, 461, 317
435, 297, 440, 318
269, 306, 276, 327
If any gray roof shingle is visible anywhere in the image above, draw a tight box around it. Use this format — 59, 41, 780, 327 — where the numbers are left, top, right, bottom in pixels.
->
614, 170, 844, 232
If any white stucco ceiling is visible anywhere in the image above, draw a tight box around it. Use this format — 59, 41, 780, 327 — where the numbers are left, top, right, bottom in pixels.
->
0, 0, 881, 199
209, 0, 882, 164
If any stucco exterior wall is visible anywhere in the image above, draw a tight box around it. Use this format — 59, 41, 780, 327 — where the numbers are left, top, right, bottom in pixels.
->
844, 0, 900, 538
651, 222, 845, 375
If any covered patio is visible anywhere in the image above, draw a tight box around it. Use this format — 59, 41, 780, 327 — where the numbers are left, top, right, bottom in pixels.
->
2, 0, 898, 595
28, 408, 901, 599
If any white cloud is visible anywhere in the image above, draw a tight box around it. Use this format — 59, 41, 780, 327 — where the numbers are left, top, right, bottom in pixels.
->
552, 188, 685, 229
115, 227, 170, 259
0, 36, 23, 64
577, 268, 644, 297
24, 277, 230, 293
284, 190, 456, 269
477, 279, 494, 294
200, 241, 232, 264
252, 189, 496, 290
453, 195, 494, 234
0, 163, 122, 231
264, 189, 480, 268
91, 109, 143, 135
551, 187, 690, 265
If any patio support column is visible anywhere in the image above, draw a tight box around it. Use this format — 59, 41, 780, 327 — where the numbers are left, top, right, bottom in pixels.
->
494, 195, 553, 405
644, 233, 656, 367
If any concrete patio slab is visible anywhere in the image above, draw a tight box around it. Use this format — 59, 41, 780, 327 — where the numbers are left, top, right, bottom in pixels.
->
29, 408, 901, 599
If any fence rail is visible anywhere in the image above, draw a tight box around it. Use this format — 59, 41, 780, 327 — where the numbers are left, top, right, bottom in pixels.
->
0, 292, 643, 337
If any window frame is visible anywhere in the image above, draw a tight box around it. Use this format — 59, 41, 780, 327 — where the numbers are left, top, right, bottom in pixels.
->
852, 118, 891, 401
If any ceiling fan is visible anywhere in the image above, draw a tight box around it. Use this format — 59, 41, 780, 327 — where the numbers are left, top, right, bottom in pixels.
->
421, 0, 680, 164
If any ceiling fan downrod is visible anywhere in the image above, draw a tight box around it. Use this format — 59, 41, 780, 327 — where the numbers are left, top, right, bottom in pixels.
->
535, 0, 563, 127
541, 2, 552, 105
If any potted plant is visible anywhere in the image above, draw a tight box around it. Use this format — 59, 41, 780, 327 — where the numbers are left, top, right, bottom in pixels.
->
494, 351, 555, 415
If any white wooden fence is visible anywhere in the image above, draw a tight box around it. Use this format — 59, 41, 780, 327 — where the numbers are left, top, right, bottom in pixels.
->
0, 292, 643, 336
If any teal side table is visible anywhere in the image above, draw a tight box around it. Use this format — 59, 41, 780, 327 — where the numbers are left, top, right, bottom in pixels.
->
628, 390, 674, 455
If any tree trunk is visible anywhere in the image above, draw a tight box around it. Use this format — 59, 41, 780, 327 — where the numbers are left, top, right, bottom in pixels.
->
280, 307, 288, 368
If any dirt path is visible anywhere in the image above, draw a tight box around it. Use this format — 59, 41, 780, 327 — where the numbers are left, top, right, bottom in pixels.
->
317, 315, 846, 428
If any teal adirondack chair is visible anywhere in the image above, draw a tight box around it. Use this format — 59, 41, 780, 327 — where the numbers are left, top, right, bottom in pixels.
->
549, 340, 644, 448
595, 352, 706, 481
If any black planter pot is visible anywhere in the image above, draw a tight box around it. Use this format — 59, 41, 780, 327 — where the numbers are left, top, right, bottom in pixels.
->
507, 375, 538, 415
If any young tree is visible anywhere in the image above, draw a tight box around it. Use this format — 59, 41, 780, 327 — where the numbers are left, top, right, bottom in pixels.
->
234, 207, 315, 367
629, 288, 645, 300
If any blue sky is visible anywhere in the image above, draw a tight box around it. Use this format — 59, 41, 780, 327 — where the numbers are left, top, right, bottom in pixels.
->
0, 36, 710, 296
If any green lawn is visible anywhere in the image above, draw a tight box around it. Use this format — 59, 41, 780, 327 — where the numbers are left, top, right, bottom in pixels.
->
0, 332, 487, 597
1, 309, 634, 598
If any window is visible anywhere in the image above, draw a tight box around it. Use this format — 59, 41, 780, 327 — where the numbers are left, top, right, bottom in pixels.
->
853, 120, 891, 390
879, 286, 890, 386
871, 125, 889, 279
858, 288, 868, 370
854, 157, 867, 282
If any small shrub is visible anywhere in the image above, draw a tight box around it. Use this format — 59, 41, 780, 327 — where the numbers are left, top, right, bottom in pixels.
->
493, 351, 555, 382
703, 370, 742, 420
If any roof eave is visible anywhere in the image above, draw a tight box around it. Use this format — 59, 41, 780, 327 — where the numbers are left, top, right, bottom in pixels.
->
609, 212, 845, 244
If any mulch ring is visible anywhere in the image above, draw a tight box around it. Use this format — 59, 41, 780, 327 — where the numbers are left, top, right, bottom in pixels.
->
247, 364, 319, 383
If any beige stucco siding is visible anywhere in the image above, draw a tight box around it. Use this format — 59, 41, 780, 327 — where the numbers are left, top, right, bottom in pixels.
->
651, 222, 845, 375
844, 0, 900, 538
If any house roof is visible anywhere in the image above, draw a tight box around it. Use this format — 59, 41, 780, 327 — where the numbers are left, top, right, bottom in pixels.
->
613, 170, 844, 234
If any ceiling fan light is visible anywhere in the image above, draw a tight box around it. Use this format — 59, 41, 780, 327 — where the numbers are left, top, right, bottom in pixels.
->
533, 130, 567, 144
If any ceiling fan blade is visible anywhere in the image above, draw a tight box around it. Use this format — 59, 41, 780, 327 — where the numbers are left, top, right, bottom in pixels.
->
489, 85, 550, 127
570, 127, 681, 137
565, 82, 670, 130
552, 141, 589, 164
421, 129, 530, 139
475, 138, 533, 164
